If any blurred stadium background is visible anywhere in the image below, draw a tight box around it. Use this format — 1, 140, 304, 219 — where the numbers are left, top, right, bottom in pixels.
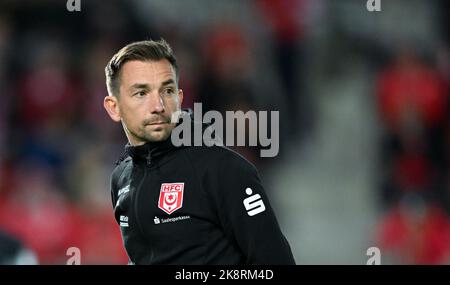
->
0, 0, 449, 264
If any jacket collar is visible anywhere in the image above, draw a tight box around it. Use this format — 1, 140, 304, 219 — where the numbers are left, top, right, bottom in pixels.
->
125, 136, 177, 166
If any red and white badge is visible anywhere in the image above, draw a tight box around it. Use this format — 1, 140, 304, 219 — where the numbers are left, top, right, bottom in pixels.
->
158, 183, 184, 215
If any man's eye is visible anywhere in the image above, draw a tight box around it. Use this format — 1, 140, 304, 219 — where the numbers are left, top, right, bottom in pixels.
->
134, 91, 146, 97
163, 88, 175, 96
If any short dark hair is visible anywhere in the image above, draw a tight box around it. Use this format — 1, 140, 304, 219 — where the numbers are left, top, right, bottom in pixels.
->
105, 39, 179, 97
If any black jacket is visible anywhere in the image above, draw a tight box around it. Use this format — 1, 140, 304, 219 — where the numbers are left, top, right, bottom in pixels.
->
110, 121, 296, 265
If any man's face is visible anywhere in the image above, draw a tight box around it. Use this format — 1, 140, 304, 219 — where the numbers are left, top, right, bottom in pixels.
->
105, 59, 183, 145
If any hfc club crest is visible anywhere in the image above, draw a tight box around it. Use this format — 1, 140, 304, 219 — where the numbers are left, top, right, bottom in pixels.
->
158, 183, 184, 215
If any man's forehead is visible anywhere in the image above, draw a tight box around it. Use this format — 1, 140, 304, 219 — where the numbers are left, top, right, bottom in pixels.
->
120, 59, 176, 85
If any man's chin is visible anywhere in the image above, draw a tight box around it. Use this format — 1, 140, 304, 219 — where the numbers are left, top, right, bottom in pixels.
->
144, 131, 170, 142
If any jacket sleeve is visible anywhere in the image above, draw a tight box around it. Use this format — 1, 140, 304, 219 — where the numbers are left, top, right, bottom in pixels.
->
110, 167, 119, 210
206, 151, 296, 265
109, 158, 131, 210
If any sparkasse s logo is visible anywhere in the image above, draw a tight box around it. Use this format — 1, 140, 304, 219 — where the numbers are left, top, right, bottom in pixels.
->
243, 188, 266, 216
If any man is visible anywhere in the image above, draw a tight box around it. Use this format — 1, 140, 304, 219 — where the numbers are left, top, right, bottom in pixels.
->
103, 39, 295, 265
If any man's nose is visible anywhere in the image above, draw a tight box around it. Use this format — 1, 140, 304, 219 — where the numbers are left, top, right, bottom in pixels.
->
149, 92, 165, 114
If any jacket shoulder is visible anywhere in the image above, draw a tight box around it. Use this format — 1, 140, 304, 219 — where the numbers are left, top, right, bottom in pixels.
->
111, 156, 132, 190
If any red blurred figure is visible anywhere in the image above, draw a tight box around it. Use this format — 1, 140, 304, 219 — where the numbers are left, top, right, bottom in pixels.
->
377, 50, 447, 133
376, 49, 449, 208
393, 148, 433, 193
17, 42, 79, 131
376, 194, 450, 264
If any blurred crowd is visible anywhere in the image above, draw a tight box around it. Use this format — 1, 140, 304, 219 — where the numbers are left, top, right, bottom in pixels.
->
0, 0, 449, 264
0, 0, 310, 264
375, 48, 450, 264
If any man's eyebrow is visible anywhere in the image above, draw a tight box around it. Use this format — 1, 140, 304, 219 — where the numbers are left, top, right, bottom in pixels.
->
129, 83, 150, 91
161, 79, 176, 87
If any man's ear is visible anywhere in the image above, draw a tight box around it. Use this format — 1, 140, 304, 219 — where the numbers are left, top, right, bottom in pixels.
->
178, 89, 184, 109
104, 95, 121, 122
